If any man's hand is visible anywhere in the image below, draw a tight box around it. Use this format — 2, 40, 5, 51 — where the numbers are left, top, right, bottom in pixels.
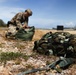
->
22, 24, 27, 28
22, 24, 30, 29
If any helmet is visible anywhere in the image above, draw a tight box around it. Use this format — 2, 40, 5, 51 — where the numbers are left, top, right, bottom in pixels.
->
25, 9, 32, 16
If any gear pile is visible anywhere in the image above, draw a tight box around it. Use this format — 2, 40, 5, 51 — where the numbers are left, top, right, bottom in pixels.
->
33, 31, 76, 57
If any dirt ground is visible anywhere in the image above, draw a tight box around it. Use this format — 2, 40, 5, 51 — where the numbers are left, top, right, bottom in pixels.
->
0, 27, 76, 75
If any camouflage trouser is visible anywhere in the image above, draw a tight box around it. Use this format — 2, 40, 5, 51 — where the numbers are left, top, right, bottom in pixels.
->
6, 25, 18, 38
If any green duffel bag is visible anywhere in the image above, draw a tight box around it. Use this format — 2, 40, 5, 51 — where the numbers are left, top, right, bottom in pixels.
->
15, 26, 35, 41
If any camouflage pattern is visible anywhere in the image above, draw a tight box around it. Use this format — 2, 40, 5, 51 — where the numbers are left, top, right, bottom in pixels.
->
10, 12, 28, 28
33, 32, 76, 57
6, 12, 29, 37
7, 25, 18, 36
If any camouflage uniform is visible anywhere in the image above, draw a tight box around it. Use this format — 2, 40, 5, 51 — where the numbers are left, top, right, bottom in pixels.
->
7, 12, 28, 36
11, 12, 28, 28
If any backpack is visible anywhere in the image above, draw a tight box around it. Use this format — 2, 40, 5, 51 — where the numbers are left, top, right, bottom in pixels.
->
33, 31, 76, 57
33, 32, 53, 55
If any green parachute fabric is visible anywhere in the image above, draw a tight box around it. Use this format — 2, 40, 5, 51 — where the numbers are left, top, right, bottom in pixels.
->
50, 57, 74, 73
15, 26, 35, 41
58, 57, 74, 69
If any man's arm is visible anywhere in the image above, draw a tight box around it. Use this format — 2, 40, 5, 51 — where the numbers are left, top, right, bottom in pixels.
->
15, 13, 23, 29
22, 22, 28, 28
16, 19, 23, 28
23, 17, 29, 28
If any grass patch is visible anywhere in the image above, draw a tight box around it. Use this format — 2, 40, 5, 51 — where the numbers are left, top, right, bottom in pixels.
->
0, 52, 30, 66
0, 43, 3, 48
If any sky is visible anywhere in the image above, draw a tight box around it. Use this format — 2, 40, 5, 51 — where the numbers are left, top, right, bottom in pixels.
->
0, 0, 76, 29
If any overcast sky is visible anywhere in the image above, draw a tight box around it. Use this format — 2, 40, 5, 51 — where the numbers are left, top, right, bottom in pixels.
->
0, 0, 76, 28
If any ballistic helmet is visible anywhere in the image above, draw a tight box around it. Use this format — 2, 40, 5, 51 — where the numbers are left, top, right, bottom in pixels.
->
25, 9, 32, 16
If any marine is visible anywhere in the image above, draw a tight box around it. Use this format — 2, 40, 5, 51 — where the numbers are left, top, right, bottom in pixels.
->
6, 9, 32, 37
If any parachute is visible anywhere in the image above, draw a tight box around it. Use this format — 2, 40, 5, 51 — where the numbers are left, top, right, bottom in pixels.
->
15, 26, 35, 41
6, 26, 35, 41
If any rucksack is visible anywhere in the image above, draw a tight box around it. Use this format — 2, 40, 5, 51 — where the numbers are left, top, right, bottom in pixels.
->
33, 31, 76, 57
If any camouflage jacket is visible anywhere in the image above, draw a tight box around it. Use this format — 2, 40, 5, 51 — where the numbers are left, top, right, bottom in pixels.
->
10, 12, 28, 28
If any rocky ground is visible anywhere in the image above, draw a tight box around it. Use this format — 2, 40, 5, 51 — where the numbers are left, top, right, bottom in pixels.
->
0, 27, 76, 75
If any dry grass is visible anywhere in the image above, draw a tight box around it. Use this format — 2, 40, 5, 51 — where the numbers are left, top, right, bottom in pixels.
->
33, 29, 76, 41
